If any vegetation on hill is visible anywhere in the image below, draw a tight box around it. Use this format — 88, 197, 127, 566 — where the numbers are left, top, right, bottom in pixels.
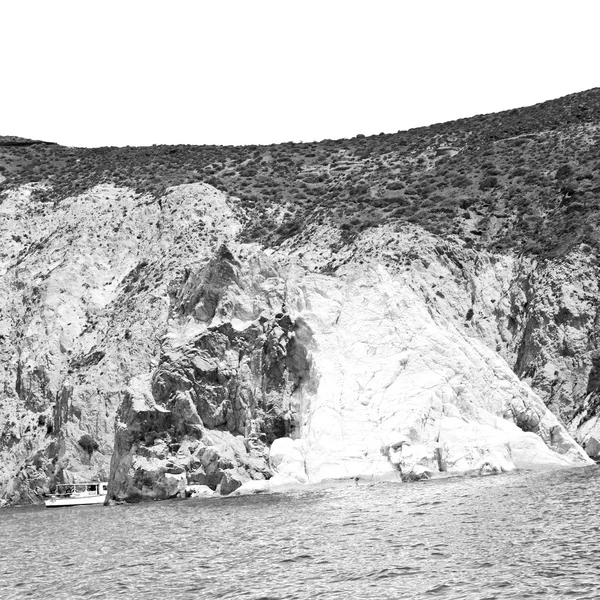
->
1, 88, 600, 258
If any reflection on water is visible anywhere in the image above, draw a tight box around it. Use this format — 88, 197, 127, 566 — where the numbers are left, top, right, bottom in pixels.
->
2, 466, 599, 599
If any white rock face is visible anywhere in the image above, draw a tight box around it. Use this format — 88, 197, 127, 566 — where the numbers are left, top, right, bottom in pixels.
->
267, 261, 590, 483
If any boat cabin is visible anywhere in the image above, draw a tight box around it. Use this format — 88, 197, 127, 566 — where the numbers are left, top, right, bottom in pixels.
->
53, 482, 108, 497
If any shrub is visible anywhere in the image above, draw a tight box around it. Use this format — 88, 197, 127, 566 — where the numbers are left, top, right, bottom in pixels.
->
510, 166, 528, 177
78, 434, 99, 455
452, 175, 472, 188
479, 176, 498, 191
386, 181, 404, 190
555, 164, 574, 180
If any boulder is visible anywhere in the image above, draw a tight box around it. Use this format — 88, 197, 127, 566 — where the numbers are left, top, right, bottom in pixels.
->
163, 472, 187, 498
218, 470, 250, 496
584, 436, 600, 458
185, 484, 214, 498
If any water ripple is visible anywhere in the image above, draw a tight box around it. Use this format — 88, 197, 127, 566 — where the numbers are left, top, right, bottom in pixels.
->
1, 466, 600, 599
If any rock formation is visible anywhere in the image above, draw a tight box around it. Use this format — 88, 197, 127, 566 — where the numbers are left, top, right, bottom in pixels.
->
0, 180, 596, 505
108, 224, 593, 500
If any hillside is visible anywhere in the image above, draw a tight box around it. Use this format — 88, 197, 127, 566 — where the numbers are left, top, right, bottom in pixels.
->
2, 88, 600, 258
1, 89, 600, 505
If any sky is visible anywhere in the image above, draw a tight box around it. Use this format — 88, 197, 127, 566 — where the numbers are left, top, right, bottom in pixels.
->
1, 1, 598, 148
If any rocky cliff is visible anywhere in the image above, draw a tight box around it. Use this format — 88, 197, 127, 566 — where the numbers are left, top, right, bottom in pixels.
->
0, 180, 595, 505
3, 89, 600, 504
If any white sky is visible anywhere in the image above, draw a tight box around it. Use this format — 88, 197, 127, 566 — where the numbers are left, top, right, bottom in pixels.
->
1, 1, 597, 148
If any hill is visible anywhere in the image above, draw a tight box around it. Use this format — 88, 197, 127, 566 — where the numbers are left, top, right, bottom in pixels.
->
1, 88, 600, 505
1, 88, 600, 258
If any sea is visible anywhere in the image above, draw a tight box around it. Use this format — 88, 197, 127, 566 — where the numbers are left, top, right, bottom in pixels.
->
1, 465, 599, 600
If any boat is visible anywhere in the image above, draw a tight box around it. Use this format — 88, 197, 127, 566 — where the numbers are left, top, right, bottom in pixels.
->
45, 482, 108, 508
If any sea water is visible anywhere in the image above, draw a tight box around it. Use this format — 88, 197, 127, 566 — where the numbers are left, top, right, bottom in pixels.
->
1, 466, 599, 599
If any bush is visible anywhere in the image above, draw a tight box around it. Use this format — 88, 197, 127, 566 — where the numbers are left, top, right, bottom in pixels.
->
78, 434, 99, 455
555, 164, 574, 180
510, 166, 528, 177
452, 174, 472, 188
479, 176, 498, 191
386, 181, 404, 190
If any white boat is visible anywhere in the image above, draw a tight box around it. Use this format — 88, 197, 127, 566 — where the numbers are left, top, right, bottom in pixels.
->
45, 482, 108, 508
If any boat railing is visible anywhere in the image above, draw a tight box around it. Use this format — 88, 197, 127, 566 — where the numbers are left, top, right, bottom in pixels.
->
52, 483, 104, 497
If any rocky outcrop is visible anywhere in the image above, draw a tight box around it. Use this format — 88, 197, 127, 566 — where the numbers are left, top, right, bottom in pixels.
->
0, 181, 596, 505
108, 247, 312, 500
0, 182, 243, 504
276, 221, 600, 458
109, 236, 591, 499
266, 255, 589, 484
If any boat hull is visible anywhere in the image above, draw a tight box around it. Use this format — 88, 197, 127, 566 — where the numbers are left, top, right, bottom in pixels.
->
45, 494, 107, 508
